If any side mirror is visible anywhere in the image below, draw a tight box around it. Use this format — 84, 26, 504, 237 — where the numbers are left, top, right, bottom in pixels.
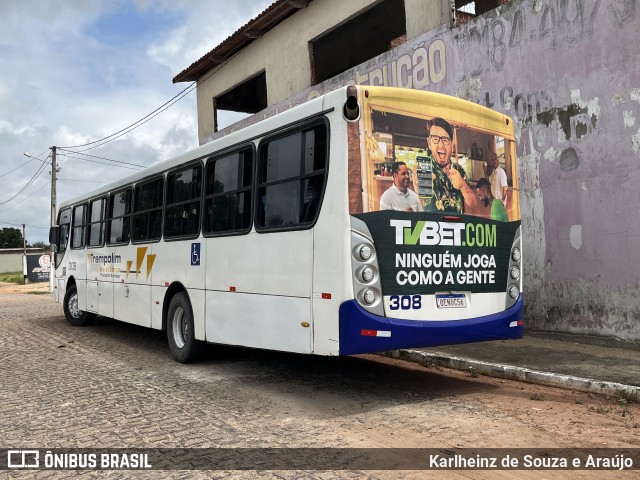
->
49, 226, 59, 251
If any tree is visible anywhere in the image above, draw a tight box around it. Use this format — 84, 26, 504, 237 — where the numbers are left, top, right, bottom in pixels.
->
0, 227, 24, 249
29, 241, 50, 251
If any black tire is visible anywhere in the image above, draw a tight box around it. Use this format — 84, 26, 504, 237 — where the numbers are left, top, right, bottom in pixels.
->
63, 284, 96, 326
167, 292, 202, 363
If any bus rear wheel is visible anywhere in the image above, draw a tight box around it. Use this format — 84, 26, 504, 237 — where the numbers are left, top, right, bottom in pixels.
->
167, 292, 201, 363
63, 284, 96, 326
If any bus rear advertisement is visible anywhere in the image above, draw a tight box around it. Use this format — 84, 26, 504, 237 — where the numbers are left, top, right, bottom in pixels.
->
50, 85, 522, 362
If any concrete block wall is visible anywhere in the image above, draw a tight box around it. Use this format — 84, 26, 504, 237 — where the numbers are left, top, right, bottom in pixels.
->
0, 254, 24, 274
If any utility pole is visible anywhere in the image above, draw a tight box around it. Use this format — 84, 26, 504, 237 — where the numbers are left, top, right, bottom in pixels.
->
49, 146, 57, 293
22, 148, 57, 290
50, 146, 57, 231
22, 223, 27, 285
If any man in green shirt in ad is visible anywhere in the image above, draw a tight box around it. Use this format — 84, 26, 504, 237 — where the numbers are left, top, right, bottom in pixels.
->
425, 117, 477, 214
476, 177, 508, 222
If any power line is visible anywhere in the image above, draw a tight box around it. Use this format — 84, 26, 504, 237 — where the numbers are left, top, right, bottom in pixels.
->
73, 84, 196, 153
58, 82, 197, 150
57, 178, 107, 184
0, 160, 49, 206
49, 2, 261, 154
0, 181, 50, 216
0, 148, 51, 178
29, 62, 202, 169
57, 148, 146, 168
60, 154, 144, 171
0, 220, 50, 229
0, 157, 37, 178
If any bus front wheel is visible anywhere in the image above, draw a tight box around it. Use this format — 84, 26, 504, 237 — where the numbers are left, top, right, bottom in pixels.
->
167, 292, 201, 363
63, 284, 96, 326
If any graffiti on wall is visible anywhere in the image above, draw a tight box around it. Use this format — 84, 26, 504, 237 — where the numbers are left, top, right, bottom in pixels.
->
354, 39, 447, 89
208, 0, 640, 338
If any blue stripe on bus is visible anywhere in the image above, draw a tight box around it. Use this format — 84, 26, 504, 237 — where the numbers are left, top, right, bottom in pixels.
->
338, 296, 524, 355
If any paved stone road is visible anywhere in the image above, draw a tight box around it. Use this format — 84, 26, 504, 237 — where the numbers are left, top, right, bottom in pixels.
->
1, 293, 637, 479
0, 294, 433, 479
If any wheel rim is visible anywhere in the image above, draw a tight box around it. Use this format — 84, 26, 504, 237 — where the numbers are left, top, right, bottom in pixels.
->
172, 306, 187, 349
68, 292, 81, 319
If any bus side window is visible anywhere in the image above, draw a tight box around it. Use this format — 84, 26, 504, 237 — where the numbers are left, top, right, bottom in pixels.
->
71, 204, 87, 249
204, 148, 253, 235
59, 225, 70, 252
133, 177, 163, 242
107, 188, 132, 245
256, 122, 328, 230
87, 197, 106, 247
55, 208, 72, 268
165, 164, 202, 239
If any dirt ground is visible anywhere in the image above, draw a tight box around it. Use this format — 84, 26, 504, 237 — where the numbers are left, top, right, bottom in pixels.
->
361, 354, 640, 448
0, 280, 50, 295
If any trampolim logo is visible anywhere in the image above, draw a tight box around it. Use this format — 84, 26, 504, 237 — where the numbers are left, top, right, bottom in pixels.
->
390, 219, 497, 247
125, 247, 156, 280
86, 248, 156, 280
88, 253, 122, 265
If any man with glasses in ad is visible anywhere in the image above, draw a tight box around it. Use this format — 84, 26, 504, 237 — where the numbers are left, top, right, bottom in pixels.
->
425, 117, 477, 214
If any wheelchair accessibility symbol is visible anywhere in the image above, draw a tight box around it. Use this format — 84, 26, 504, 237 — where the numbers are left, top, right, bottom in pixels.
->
191, 243, 201, 266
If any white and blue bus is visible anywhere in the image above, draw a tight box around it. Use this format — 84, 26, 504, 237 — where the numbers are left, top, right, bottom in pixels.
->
50, 86, 523, 362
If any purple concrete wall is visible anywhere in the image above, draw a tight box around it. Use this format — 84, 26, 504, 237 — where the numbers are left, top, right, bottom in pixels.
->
450, 0, 640, 340
208, 0, 640, 340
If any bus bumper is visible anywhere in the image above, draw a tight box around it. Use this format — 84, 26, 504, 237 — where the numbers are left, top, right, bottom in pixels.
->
338, 296, 524, 355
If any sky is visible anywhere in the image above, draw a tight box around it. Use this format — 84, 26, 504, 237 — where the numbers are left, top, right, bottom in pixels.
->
0, 0, 273, 244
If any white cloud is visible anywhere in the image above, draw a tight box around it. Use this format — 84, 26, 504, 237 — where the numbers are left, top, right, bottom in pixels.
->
0, 0, 273, 243
147, 0, 273, 74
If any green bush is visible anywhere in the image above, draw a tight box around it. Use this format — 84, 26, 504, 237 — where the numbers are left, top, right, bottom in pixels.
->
0, 271, 24, 284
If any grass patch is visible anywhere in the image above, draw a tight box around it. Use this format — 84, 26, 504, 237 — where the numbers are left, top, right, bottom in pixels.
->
28, 291, 50, 295
0, 271, 23, 284
588, 405, 612, 414
530, 393, 546, 401
616, 389, 639, 404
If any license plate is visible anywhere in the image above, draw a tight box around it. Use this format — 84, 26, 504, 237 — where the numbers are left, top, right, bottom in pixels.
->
435, 293, 467, 309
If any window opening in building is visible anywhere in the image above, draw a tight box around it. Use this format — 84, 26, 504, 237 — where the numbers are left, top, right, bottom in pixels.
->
310, 0, 406, 84
213, 71, 267, 131
455, 1, 510, 24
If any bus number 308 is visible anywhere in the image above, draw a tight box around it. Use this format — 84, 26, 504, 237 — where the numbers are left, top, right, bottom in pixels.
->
389, 295, 422, 310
